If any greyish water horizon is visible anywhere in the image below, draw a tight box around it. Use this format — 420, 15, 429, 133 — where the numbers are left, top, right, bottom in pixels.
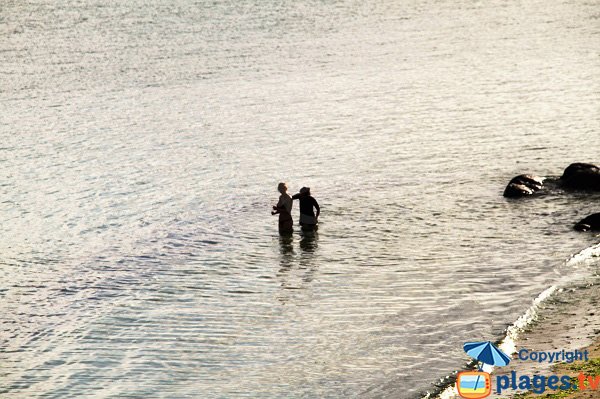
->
2, 0, 600, 398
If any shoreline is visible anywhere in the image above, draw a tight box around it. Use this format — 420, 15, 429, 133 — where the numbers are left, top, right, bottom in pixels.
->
497, 280, 600, 398
430, 278, 600, 399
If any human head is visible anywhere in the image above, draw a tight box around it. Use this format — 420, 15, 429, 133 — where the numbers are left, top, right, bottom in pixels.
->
277, 182, 287, 194
300, 187, 310, 195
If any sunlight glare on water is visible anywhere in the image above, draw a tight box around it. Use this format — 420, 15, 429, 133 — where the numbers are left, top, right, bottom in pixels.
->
1, 0, 600, 398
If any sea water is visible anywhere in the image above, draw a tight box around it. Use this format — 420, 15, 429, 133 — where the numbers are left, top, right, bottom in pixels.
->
1, 1, 600, 398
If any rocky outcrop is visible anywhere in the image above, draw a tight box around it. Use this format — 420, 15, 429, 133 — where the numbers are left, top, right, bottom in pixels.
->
504, 163, 600, 233
574, 213, 600, 232
504, 163, 600, 198
503, 175, 545, 198
560, 163, 600, 191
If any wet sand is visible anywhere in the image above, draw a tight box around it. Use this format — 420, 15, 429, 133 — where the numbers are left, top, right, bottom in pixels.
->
551, 338, 600, 399
502, 337, 600, 398
495, 282, 600, 398
433, 281, 600, 399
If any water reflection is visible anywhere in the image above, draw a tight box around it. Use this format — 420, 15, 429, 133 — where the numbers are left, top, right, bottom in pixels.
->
6, 0, 600, 396
299, 230, 318, 253
276, 230, 320, 302
278, 234, 294, 255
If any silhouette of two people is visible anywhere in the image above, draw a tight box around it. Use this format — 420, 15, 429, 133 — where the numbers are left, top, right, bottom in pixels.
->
272, 184, 320, 234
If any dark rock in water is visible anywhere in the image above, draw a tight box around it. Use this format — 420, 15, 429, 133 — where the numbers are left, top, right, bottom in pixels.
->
574, 213, 600, 231
503, 163, 600, 198
560, 163, 600, 190
503, 174, 545, 198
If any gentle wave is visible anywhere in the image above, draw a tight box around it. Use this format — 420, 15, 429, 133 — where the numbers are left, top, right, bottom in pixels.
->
429, 241, 600, 399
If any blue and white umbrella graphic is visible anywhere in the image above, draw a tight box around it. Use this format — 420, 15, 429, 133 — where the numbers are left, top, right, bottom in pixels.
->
464, 341, 511, 368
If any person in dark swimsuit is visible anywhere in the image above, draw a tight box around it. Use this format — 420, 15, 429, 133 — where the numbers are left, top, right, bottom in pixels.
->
292, 187, 320, 231
272, 182, 293, 234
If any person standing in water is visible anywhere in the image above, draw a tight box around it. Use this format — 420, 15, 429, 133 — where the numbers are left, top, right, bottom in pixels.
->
272, 182, 293, 234
292, 187, 320, 231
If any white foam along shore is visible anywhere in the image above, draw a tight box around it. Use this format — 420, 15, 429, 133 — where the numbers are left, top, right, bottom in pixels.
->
426, 241, 600, 399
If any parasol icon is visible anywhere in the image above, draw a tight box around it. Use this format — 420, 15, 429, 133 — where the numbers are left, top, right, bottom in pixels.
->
464, 341, 511, 368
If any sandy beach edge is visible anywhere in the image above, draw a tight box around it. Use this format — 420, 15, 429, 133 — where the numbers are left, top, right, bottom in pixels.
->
508, 336, 600, 399
500, 281, 600, 399
428, 279, 600, 399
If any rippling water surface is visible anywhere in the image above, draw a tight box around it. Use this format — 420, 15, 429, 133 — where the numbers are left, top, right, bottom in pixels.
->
2, 1, 600, 398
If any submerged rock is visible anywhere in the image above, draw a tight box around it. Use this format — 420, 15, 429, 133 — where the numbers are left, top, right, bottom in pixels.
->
574, 213, 600, 232
504, 163, 600, 198
560, 163, 600, 190
503, 174, 545, 198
